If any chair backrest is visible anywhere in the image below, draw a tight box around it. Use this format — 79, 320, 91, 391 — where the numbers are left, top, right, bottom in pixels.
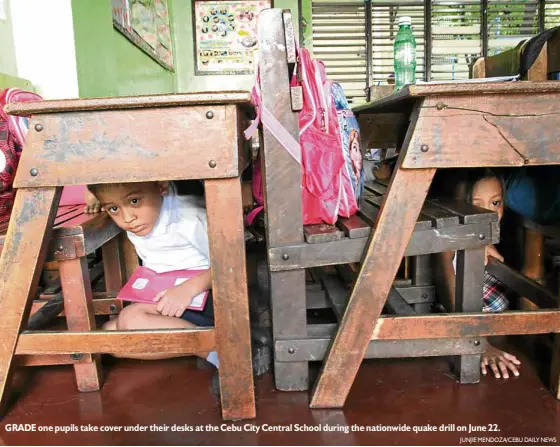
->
256, 8, 304, 248
472, 27, 560, 81
472, 45, 547, 81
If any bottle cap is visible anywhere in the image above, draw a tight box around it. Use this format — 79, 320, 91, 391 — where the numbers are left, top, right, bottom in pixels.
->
398, 16, 412, 26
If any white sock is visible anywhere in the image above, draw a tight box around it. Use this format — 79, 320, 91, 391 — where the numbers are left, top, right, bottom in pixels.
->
206, 351, 219, 368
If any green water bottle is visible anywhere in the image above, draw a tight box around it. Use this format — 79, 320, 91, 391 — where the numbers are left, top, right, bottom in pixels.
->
394, 16, 416, 90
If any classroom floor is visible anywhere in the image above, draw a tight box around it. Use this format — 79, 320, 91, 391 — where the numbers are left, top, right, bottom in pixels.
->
1, 337, 559, 446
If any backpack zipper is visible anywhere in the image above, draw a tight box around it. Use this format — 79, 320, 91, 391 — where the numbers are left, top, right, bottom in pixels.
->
314, 61, 328, 133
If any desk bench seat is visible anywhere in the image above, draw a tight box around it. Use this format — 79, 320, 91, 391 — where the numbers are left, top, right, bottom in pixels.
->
0, 205, 132, 382
270, 180, 499, 389
0, 204, 121, 259
269, 182, 499, 273
0, 204, 126, 305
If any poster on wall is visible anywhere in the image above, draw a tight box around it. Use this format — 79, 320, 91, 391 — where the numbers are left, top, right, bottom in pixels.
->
112, 0, 174, 71
193, 0, 271, 75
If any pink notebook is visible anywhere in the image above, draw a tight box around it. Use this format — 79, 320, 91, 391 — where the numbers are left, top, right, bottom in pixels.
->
117, 267, 209, 311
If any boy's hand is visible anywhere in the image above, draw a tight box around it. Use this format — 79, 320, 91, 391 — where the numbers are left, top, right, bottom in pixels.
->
481, 343, 521, 379
155, 286, 192, 317
84, 189, 103, 214
485, 244, 504, 265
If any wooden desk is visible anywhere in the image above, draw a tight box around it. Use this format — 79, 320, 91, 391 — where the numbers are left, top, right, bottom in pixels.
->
310, 82, 560, 407
0, 203, 126, 318
0, 92, 256, 420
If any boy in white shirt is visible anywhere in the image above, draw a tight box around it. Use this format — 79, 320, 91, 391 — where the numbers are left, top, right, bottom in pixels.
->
88, 181, 217, 362
87, 180, 272, 388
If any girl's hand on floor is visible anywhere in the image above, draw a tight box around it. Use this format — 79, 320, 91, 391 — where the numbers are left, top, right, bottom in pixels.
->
485, 244, 504, 265
481, 343, 521, 379
155, 286, 191, 318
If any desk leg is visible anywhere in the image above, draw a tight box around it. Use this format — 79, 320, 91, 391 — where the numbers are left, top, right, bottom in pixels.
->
550, 271, 560, 399
0, 187, 60, 414
101, 236, 126, 296
120, 232, 139, 282
310, 166, 436, 408
59, 256, 103, 391
453, 249, 484, 383
205, 178, 256, 420
551, 334, 560, 399
520, 227, 544, 311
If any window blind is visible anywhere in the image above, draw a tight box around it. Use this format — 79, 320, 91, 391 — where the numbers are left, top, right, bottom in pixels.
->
488, 0, 539, 56
310, 0, 559, 102
545, 0, 560, 28
312, 0, 368, 103
431, 0, 481, 80
370, 0, 426, 85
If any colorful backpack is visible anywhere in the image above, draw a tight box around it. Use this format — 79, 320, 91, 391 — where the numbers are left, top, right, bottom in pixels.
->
0, 88, 42, 225
332, 83, 364, 203
245, 46, 363, 225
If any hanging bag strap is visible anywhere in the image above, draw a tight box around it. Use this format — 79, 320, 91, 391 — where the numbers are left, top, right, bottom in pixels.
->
244, 11, 302, 164
244, 69, 302, 165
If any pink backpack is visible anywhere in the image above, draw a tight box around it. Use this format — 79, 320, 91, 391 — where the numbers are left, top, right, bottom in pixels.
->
246, 46, 360, 225
0, 88, 42, 225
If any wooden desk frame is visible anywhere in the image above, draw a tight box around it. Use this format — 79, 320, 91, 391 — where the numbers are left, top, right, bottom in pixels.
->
0, 204, 127, 385
258, 8, 560, 408
0, 92, 256, 420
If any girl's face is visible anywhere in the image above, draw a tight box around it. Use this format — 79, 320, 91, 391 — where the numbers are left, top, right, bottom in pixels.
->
350, 135, 361, 172
471, 177, 504, 222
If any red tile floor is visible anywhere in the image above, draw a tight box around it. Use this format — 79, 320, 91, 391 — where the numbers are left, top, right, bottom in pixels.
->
1, 337, 559, 446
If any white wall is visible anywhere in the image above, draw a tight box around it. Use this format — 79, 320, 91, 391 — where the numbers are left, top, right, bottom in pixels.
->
0, 0, 18, 77
10, 0, 78, 99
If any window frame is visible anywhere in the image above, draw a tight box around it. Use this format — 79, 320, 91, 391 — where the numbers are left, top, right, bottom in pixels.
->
310, 0, 554, 102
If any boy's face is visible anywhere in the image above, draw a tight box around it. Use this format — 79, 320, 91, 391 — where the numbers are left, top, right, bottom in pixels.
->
94, 182, 168, 237
471, 177, 504, 222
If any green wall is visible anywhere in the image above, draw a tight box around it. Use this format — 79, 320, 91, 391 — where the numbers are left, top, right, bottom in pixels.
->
71, 0, 176, 98
301, 0, 313, 52
0, 73, 33, 91
0, 0, 17, 78
72, 0, 301, 97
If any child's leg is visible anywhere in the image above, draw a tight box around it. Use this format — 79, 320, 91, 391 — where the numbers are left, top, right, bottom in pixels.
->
480, 275, 521, 378
104, 303, 210, 361
102, 318, 117, 330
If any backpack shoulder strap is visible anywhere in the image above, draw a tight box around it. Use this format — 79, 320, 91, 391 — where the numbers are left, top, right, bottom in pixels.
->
244, 70, 302, 165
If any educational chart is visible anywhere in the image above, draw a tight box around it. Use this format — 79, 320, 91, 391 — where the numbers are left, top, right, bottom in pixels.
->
112, 0, 174, 70
194, 0, 271, 74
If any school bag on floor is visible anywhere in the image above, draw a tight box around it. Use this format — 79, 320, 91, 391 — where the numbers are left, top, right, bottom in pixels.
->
0, 88, 43, 226
245, 45, 364, 226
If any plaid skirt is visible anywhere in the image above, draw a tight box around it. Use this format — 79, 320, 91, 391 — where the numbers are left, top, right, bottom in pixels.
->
483, 272, 509, 313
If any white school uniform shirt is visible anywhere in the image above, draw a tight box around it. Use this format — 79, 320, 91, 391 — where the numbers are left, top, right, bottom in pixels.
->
126, 185, 210, 273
